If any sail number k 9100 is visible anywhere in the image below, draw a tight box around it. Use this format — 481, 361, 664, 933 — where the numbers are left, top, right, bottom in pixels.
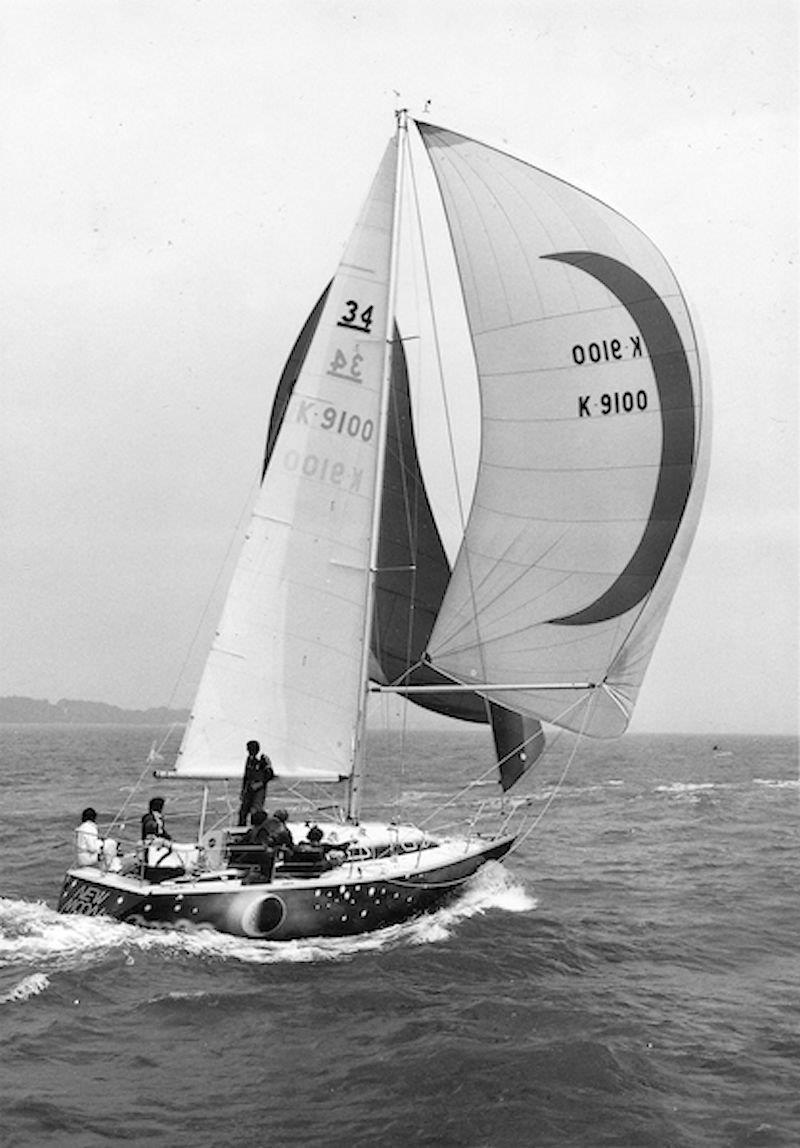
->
294, 398, 374, 441
572, 335, 643, 364
283, 450, 364, 493
578, 390, 649, 417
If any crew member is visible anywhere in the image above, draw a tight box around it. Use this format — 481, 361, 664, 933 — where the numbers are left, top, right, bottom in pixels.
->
75, 807, 102, 867
75, 807, 119, 870
141, 796, 171, 841
264, 808, 294, 854
230, 809, 275, 879
238, 739, 275, 825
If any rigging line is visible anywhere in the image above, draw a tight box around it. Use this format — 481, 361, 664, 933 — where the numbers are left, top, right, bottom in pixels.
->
387, 350, 427, 737
385, 655, 428, 687
407, 135, 468, 528
416, 687, 593, 831
164, 473, 261, 716
280, 781, 340, 818
390, 400, 421, 816
424, 530, 575, 652
494, 722, 546, 775
601, 681, 632, 722
417, 684, 587, 831
506, 690, 598, 854
105, 756, 163, 835
395, 690, 413, 823
407, 126, 489, 683
426, 133, 515, 338
416, 757, 499, 830
349, 113, 409, 823
152, 721, 183, 760
603, 578, 658, 679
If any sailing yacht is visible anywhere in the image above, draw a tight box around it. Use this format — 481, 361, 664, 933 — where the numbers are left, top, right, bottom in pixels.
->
58, 114, 708, 940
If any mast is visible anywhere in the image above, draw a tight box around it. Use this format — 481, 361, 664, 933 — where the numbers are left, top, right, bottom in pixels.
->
346, 110, 410, 822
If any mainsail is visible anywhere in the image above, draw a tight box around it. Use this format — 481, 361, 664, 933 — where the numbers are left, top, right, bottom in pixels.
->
416, 122, 708, 738
175, 140, 398, 779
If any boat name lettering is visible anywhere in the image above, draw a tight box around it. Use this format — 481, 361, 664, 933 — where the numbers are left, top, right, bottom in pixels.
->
337, 299, 374, 334
283, 449, 363, 491
61, 883, 112, 916
578, 390, 649, 417
294, 398, 374, 442
572, 335, 643, 365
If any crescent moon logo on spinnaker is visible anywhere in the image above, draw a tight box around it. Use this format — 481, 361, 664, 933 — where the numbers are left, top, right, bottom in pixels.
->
541, 251, 696, 627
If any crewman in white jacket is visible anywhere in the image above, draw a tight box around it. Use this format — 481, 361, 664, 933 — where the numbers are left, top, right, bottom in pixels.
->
75, 807, 119, 870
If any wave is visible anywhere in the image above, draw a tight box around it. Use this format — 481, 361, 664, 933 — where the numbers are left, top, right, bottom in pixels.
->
397, 861, 537, 946
0, 971, 50, 1005
656, 781, 717, 791
0, 865, 535, 978
655, 782, 719, 795
518, 782, 614, 804
656, 778, 799, 798
147, 988, 212, 1003
0, 895, 144, 971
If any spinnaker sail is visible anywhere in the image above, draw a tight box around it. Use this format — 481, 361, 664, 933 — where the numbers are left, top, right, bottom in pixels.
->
417, 123, 708, 737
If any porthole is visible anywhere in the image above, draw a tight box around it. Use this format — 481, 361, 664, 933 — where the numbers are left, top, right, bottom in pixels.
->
240, 895, 286, 937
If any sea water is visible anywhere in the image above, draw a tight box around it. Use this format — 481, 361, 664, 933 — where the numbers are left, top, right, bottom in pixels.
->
0, 727, 797, 1147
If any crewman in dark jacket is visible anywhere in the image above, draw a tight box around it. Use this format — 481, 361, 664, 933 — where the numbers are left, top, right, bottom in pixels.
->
230, 809, 275, 879
141, 796, 171, 841
264, 808, 294, 852
238, 739, 275, 825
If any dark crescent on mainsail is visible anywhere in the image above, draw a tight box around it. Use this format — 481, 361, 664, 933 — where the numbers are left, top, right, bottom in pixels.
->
541, 251, 697, 626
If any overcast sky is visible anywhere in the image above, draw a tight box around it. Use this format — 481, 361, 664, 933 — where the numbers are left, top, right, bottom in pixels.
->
1, 0, 796, 735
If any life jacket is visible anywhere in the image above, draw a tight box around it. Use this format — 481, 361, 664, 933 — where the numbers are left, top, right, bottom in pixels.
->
141, 810, 167, 839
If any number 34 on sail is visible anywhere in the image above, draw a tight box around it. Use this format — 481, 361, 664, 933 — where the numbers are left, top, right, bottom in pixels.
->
58, 113, 709, 941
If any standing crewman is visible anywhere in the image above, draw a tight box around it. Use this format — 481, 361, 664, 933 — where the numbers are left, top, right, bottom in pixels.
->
238, 740, 275, 825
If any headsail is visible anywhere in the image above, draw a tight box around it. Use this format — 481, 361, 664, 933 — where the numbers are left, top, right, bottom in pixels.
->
416, 122, 708, 737
174, 140, 399, 779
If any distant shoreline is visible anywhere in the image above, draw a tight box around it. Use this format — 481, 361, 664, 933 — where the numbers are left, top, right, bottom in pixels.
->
0, 698, 794, 738
0, 696, 189, 725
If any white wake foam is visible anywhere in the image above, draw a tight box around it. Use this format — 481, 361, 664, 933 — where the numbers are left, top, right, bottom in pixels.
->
656, 782, 717, 793
0, 896, 135, 968
0, 971, 50, 1005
